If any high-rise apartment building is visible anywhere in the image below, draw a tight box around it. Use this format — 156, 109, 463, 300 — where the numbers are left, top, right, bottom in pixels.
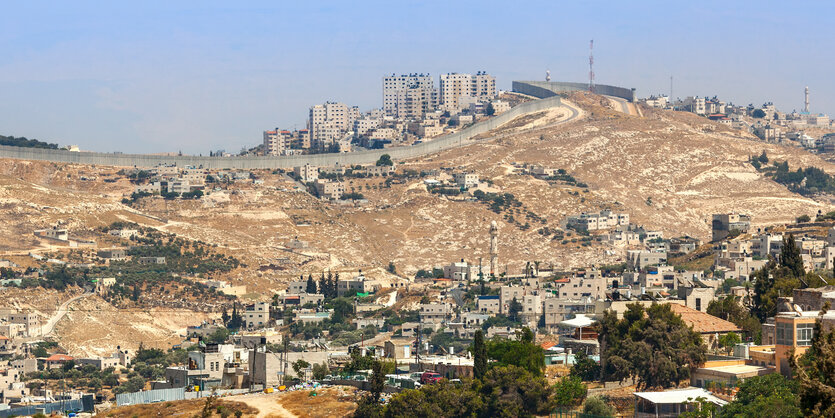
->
308, 102, 359, 150
439, 71, 497, 112
263, 129, 311, 155
382, 74, 437, 119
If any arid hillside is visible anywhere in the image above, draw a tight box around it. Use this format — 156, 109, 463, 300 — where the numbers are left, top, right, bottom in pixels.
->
3, 93, 835, 353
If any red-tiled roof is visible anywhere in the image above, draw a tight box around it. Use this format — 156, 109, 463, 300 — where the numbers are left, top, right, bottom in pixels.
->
541, 341, 557, 350
669, 304, 741, 334
44, 354, 74, 362
0, 335, 8, 340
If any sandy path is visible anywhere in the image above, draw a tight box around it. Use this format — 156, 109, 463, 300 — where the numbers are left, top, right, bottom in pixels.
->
226, 392, 295, 418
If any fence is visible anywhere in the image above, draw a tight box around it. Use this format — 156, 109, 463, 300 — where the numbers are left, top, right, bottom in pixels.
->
115, 387, 185, 406
0, 395, 93, 417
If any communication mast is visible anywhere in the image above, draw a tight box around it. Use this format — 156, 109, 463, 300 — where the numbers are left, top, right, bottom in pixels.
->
588, 39, 595, 93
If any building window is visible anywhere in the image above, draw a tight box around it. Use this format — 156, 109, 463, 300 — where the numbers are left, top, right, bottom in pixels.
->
797, 323, 815, 346
776, 322, 793, 345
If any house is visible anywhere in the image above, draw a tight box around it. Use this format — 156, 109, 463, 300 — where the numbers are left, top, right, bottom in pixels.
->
419, 303, 452, 325
34, 228, 68, 242
43, 354, 74, 369
97, 249, 126, 261
453, 172, 479, 189
353, 318, 385, 329
137, 256, 166, 265
773, 309, 835, 376
690, 359, 773, 388
108, 229, 138, 239
244, 302, 270, 329
668, 304, 741, 351
476, 295, 500, 314
633, 387, 727, 417
384, 338, 412, 360
337, 273, 380, 296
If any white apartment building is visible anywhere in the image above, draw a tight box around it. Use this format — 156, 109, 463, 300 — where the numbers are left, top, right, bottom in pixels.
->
439, 72, 496, 112
383, 73, 437, 118
309, 102, 358, 150
454, 172, 479, 189
293, 164, 319, 182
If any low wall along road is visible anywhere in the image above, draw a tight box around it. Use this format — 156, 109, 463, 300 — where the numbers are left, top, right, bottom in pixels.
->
0, 80, 633, 169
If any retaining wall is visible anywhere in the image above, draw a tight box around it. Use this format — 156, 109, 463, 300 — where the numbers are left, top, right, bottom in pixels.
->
0, 94, 562, 169
513, 80, 635, 102
0, 395, 94, 417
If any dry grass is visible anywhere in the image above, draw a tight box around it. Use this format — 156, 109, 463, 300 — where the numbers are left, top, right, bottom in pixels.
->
278, 387, 358, 418
102, 398, 259, 418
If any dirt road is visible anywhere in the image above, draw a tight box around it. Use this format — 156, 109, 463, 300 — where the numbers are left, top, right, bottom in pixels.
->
42, 291, 93, 336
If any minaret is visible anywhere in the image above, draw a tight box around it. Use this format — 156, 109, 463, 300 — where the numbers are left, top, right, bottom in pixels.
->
805, 86, 810, 113
489, 221, 498, 277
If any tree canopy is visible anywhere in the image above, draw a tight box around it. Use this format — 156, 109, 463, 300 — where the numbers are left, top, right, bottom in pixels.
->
598, 303, 706, 389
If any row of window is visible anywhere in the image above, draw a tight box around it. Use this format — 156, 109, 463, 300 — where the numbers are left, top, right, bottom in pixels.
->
776, 322, 814, 346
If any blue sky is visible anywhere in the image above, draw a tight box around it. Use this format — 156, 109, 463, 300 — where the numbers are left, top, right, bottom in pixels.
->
0, 1, 831, 154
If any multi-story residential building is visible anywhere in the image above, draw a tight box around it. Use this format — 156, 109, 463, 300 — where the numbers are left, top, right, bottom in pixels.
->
419, 303, 452, 325
309, 102, 358, 150
313, 179, 345, 200
566, 210, 629, 232
453, 172, 479, 189
626, 250, 667, 271
383, 74, 436, 118
293, 164, 319, 182
476, 295, 500, 314
680, 96, 706, 115
244, 302, 270, 330
712, 213, 751, 242
439, 72, 496, 112
443, 260, 477, 281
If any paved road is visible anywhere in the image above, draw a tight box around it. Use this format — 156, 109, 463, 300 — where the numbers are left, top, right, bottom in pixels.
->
41, 291, 93, 336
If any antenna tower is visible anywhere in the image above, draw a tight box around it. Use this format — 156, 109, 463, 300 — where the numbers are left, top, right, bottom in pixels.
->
588, 39, 595, 93
805, 86, 810, 113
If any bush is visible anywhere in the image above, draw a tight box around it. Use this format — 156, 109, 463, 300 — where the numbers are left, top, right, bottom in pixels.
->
554, 376, 587, 408
581, 396, 615, 417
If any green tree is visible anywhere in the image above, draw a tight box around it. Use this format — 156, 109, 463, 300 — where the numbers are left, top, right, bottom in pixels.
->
581, 396, 615, 417
485, 328, 544, 376
796, 214, 811, 223
311, 362, 329, 381
758, 150, 769, 164
480, 365, 556, 417
306, 274, 317, 294
553, 376, 587, 408
375, 154, 393, 166
718, 332, 741, 355
507, 297, 523, 323
570, 350, 600, 381
292, 359, 310, 378
369, 360, 385, 402
720, 374, 801, 418
382, 379, 484, 417
598, 303, 706, 389
752, 109, 767, 118
472, 329, 488, 380
707, 296, 761, 342
780, 234, 805, 278
792, 312, 835, 417
485, 103, 495, 116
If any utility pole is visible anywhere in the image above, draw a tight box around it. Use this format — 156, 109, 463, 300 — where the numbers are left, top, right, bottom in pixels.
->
670, 76, 673, 101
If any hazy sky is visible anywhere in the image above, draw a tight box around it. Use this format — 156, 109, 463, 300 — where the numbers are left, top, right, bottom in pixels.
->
1, 1, 832, 154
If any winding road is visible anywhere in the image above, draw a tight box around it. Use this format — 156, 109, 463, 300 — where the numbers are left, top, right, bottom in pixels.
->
41, 290, 93, 337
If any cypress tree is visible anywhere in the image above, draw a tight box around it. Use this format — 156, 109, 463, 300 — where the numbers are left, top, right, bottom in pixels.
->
473, 329, 488, 380
780, 234, 806, 278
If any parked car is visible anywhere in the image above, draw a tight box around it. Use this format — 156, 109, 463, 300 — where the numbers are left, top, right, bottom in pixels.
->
420, 371, 442, 384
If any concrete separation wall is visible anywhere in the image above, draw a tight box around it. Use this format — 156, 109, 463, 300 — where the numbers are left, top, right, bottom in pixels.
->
513, 80, 635, 102
116, 387, 186, 406
0, 93, 562, 169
